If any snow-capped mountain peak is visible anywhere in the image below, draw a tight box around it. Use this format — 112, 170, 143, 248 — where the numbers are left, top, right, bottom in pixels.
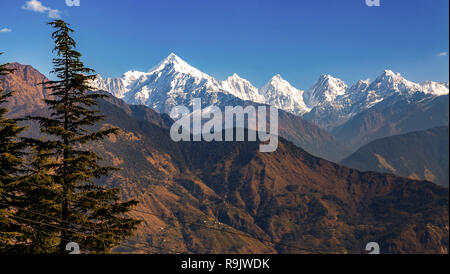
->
264, 74, 299, 91
382, 69, 398, 77
121, 70, 146, 86
419, 81, 450, 96
220, 73, 262, 102
91, 55, 448, 126
148, 53, 212, 80
375, 70, 406, 84
262, 74, 293, 92
368, 69, 423, 97
370, 70, 448, 96
348, 79, 370, 94
123, 70, 146, 80
304, 74, 348, 108
229, 73, 244, 80
225, 73, 251, 84
270, 74, 284, 81
259, 74, 310, 115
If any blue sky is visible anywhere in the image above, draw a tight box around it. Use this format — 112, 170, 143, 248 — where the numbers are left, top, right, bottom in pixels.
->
0, 0, 448, 89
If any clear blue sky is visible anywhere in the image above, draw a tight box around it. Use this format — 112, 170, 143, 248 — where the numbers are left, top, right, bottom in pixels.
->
0, 0, 448, 89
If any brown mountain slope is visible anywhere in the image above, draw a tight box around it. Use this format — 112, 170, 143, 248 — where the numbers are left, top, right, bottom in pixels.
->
2, 63, 449, 254
0, 62, 48, 117
85, 99, 450, 254
180, 136, 449, 253
341, 126, 449, 187
276, 109, 349, 162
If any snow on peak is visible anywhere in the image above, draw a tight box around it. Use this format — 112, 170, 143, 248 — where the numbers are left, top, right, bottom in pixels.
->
220, 73, 310, 115
271, 74, 284, 81
304, 74, 347, 108
376, 70, 406, 83
221, 73, 262, 102
420, 81, 449, 96
260, 74, 310, 115
121, 70, 146, 86
157, 52, 183, 66
369, 69, 422, 96
349, 79, 370, 92
91, 56, 448, 120
226, 73, 248, 82
262, 74, 296, 92
148, 53, 212, 80
123, 70, 146, 79
382, 69, 398, 77
265, 74, 302, 91
267, 74, 295, 87
167, 52, 178, 59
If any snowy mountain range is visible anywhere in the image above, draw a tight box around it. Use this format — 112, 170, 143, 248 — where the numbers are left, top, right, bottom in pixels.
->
92, 53, 312, 115
92, 53, 449, 130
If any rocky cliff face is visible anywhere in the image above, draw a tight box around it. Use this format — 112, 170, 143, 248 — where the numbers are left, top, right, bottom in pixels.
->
0, 63, 49, 117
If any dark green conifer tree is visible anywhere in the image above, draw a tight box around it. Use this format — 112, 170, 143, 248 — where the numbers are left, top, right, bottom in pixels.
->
25, 20, 140, 254
0, 55, 26, 251
12, 145, 61, 253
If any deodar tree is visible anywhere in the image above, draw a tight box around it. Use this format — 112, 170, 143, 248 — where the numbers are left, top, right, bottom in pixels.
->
23, 20, 140, 254
0, 55, 26, 252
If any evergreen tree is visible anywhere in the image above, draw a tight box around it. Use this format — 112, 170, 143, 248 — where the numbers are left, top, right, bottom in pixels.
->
0, 55, 26, 251
25, 20, 140, 254
13, 145, 61, 253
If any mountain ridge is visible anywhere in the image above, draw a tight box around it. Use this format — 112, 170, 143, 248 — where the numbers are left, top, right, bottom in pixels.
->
341, 126, 449, 187
4, 62, 348, 162
2, 63, 448, 254
91, 54, 449, 131
332, 94, 449, 150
